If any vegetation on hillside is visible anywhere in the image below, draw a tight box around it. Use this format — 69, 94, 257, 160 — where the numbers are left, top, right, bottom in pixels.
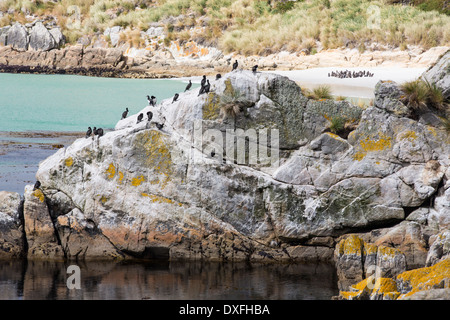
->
0, 0, 449, 54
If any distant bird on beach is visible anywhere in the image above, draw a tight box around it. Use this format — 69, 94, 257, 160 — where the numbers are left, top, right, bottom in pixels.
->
232, 60, 238, 71
215, 74, 222, 80
33, 180, 41, 191
85, 127, 92, 138
147, 111, 153, 121
252, 65, 258, 73
184, 80, 192, 92
121, 108, 129, 119
137, 113, 143, 124
172, 93, 179, 103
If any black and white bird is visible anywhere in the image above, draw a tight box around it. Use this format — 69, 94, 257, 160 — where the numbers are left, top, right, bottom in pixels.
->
33, 180, 41, 191
85, 126, 92, 138
92, 127, 96, 140
204, 80, 210, 93
201, 75, 207, 87
95, 127, 104, 138
232, 60, 238, 71
137, 113, 143, 123
172, 93, 179, 103
147, 111, 153, 121
150, 96, 157, 106
198, 84, 205, 96
121, 108, 129, 119
184, 80, 192, 92
252, 65, 258, 73
215, 74, 222, 80
155, 122, 164, 130
147, 95, 152, 105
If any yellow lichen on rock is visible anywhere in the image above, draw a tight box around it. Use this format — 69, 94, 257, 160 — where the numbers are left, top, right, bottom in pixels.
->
105, 163, 116, 180
141, 193, 183, 207
397, 258, 450, 299
399, 130, 418, 141
32, 189, 45, 203
118, 171, 124, 184
131, 175, 145, 187
353, 132, 392, 161
340, 277, 400, 300
65, 157, 73, 167
336, 234, 364, 256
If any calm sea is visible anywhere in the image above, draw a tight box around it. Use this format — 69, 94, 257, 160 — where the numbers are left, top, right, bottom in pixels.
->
0, 73, 198, 193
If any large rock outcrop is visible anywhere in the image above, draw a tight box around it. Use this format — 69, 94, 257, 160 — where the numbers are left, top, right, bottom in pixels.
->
0, 52, 448, 266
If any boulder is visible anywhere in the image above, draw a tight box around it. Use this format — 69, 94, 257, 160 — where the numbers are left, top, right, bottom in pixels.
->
29, 22, 56, 51
49, 27, 65, 48
0, 191, 24, 259
7, 22, 28, 51
23, 185, 64, 260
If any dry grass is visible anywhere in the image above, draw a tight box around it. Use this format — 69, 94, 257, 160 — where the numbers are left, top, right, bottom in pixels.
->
0, 0, 449, 52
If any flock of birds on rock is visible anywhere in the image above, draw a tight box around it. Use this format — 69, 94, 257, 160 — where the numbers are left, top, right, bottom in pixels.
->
328, 69, 374, 79
83, 60, 260, 141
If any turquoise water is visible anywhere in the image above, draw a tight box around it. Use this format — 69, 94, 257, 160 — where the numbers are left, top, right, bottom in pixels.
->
0, 73, 196, 132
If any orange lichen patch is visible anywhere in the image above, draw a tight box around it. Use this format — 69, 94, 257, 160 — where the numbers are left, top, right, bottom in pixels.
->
378, 245, 403, 258
397, 258, 450, 299
399, 130, 418, 141
340, 277, 400, 300
363, 242, 378, 255
336, 234, 365, 256
32, 189, 45, 203
100, 196, 108, 204
65, 157, 74, 167
141, 193, 183, 207
105, 163, 116, 180
131, 175, 145, 187
353, 132, 392, 161
118, 171, 124, 184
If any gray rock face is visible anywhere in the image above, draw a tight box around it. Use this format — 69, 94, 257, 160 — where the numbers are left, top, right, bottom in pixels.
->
422, 49, 450, 99
0, 191, 24, 259
7, 22, 29, 51
29, 22, 56, 51
49, 27, 65, 48
104, 26, 123, 47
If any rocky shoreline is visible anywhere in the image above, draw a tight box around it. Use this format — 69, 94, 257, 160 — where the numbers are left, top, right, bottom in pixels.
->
0, 20, 448, 79
0, 47, 449, 299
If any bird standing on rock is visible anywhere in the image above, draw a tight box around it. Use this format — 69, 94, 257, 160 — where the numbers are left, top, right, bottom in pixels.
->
92, 127, 96, 140
172, 93, 179, 103
252, 65, 258, 73
232, 60, 238, 71
121, 108, 129, 119
85, 127, 92, 138
137, 113, 143, 123
215, 74, 222, 80
33, 180, 41, 191
147, 111, 153, 121
204, 80, 210, 93
184, 80, 192, 92
201, 75, 207, 87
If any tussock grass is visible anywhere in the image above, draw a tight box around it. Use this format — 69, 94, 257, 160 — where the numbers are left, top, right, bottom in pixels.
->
1, 0, 449, 51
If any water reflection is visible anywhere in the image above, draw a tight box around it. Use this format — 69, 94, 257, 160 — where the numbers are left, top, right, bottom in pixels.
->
0, 260, 338, 300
